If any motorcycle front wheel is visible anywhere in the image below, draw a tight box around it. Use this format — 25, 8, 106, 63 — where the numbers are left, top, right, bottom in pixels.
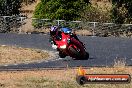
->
59, 51, 67, 58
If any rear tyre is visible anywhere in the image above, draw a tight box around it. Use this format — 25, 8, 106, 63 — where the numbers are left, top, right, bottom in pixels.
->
69, 46, 81, 60
82, 52, 89, 60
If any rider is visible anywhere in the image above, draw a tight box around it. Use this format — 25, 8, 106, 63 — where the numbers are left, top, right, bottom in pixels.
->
49, 26, 60, 49
49, 26, 83, 49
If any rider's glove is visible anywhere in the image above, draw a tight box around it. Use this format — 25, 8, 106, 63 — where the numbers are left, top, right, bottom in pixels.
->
50, 41, 54, 44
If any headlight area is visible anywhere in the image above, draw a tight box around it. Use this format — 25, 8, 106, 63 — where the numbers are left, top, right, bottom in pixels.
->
60, 45, 67, 49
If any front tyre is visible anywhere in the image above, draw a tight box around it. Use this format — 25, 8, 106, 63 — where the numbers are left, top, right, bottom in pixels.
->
59, 51, 66, 58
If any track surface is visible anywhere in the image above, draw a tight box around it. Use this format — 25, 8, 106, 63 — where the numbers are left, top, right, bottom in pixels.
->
0, 33, 132, 70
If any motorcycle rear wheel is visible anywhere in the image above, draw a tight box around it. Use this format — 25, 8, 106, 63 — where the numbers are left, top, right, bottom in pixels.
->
69, 46, 81, 60
69, 46, 89, 60
82, 52, 89, 60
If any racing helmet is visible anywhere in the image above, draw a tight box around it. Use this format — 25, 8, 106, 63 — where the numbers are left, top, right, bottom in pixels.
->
50, 26, 58, 32
50, 26, 58, 36
61, 27, 72, 34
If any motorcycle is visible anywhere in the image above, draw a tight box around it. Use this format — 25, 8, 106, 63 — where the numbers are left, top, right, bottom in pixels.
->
53, 32, 89, 60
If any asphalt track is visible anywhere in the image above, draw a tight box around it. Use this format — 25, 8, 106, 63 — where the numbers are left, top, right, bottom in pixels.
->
0, 33, 132, 70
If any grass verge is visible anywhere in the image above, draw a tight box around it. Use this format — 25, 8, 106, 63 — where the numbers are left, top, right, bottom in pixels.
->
0, 66, 131, 88
0, 45, 51, 65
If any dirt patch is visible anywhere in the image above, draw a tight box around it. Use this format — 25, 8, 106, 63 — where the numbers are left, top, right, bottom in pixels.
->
0, 45, 55, 65
75, 29, 93, 36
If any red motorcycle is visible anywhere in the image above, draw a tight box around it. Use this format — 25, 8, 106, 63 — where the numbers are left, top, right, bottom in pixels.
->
54, 32, 89, 60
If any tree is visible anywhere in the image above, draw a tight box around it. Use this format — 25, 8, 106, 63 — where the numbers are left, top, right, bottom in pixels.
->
111, 0, 132, 24
34, 0, 90, 21
0, 0, 21, 16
